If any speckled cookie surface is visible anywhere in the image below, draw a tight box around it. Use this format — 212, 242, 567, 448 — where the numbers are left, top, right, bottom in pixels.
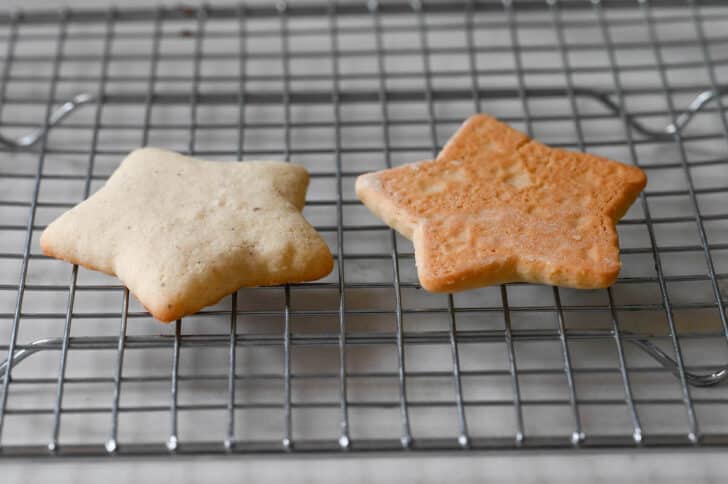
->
41, 148, 334, 322
356, 114, 646, 292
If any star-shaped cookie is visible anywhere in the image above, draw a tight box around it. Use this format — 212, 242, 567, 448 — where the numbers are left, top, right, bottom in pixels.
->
41, 148, 334, 322
356, 114, 646, 292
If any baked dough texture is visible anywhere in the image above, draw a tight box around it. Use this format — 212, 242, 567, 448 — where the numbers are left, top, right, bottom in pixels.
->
356, 114, 646, 292
41, 148, 334, 322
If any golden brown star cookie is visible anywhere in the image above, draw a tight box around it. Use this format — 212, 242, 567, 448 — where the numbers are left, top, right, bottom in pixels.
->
41, 148, 334, 322
356, 114, 646, 292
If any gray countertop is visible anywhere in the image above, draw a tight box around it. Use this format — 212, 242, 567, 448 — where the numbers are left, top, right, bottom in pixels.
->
2, 451, 727, 483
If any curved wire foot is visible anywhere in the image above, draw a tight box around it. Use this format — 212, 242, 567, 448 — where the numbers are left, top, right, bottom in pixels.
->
625, 335, 728, 387
1, 332, 727, 387
0, 86, 726, 149
0, 92, 96, 149
590, 86, 728, 139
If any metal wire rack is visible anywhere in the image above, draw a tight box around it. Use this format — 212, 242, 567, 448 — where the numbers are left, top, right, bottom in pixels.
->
0, 0, 728, 457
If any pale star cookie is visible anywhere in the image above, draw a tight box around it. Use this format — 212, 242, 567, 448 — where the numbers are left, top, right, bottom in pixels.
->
41, 147, 334, 322
356, 114, 647, 292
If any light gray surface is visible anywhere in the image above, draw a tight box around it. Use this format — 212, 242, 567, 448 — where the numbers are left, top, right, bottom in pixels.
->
1, 452, 727, 484
1, 0, 728, 482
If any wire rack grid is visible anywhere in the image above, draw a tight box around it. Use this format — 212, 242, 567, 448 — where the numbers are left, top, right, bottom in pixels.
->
0, 0, 727, 458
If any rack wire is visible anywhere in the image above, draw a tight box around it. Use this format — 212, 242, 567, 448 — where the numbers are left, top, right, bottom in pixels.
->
0, 0, 728, 457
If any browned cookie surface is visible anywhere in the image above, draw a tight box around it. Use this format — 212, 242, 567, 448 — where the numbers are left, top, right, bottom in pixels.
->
356, 114, 646, 292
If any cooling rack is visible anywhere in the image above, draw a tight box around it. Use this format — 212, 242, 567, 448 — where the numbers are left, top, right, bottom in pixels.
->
0, 0, 728, 458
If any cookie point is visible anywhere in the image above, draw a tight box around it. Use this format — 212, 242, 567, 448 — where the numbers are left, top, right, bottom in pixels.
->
127, 146, 161, 159
39, 231, 53, 257
355, 172, 381, 193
